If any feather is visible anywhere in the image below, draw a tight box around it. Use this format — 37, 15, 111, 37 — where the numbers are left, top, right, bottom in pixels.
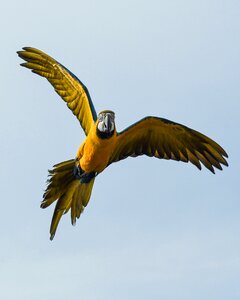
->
17, 47, 97, 135
40, 159, 95, 239
109, 116, 227, 173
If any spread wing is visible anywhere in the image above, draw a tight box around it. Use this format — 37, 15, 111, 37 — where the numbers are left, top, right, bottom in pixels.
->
17, 47, 97, 135
109, 116, 228, 173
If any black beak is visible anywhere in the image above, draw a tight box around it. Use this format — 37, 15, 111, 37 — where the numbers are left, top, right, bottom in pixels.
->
104, 114, 112, 132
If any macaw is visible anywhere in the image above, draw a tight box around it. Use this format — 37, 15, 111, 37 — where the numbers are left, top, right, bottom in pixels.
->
17, 47, 228, 240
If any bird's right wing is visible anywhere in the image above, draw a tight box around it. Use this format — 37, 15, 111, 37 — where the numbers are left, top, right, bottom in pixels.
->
17, 47, 97, 135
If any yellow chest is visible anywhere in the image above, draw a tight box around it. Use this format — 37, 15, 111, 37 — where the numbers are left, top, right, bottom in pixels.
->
77, 128, 117, 173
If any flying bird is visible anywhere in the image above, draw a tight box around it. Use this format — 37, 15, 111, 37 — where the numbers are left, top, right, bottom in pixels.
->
17, 47, 228, 240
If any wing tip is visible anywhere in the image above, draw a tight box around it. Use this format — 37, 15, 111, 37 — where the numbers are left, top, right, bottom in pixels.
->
40, 201, 47, 209
17, 47, 32, 56
223, 151, 228, 158
224, 160, 229, 167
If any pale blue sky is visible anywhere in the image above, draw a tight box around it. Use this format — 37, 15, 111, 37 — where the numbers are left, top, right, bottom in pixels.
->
1, 1, 239, 299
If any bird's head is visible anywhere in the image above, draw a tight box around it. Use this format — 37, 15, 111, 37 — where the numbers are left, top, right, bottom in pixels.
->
96, 110, 115, 139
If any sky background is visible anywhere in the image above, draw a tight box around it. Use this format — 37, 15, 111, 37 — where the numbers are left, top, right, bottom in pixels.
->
1, 0, 239, 299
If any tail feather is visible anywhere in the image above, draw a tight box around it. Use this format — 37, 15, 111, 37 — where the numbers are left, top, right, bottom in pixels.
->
41, 159, 95, 240
71, 186, 83, 225
71, 178, 95, 225
50, 180, 80, 240
41, 159, 75, 208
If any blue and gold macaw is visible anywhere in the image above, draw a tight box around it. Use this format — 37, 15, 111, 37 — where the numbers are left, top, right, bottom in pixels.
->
17, 47, 228, 240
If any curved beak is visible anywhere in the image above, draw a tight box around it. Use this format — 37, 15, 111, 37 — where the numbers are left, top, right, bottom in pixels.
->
97, 111, 115, 134
103, 114, 112, 132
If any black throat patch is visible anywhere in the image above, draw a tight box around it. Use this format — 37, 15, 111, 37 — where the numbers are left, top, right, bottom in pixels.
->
96, 128, 115, 139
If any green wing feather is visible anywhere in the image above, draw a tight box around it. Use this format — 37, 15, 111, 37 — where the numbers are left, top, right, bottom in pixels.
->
109, 116, 228, 173
17, 47, 97, 135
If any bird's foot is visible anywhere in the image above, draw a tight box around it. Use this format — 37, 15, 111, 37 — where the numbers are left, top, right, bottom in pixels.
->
73, 163, 96, 183
73, 163, 83, 179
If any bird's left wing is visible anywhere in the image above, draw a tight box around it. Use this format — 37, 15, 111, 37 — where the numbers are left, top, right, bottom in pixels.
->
17, 47, 97, 135
109, 116, 228, 173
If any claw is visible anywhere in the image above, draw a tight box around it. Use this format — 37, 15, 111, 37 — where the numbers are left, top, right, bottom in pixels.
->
73, 164, 82, 179
73, 162, 96, 183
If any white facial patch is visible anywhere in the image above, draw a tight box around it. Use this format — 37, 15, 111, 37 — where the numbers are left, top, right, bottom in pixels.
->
97, 112, 115, 133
